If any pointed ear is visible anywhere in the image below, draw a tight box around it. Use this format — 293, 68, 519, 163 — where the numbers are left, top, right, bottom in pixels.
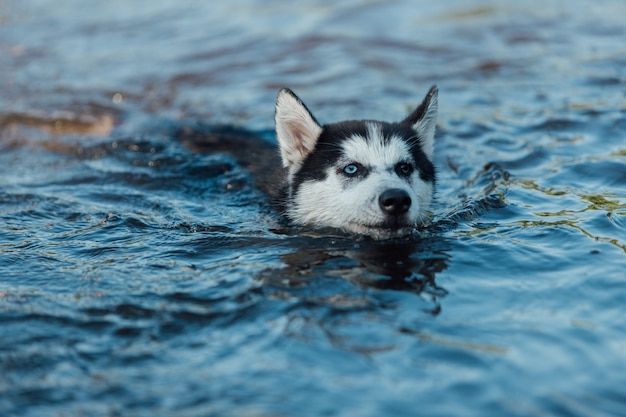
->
275, 88, 323, 169
401, 86, 438, 160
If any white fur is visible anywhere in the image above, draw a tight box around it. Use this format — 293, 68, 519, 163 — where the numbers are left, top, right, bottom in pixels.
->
287, 122, 433, 239
275, 89, 322, 175
275, 87, 438, 239
410, 89, 438, 160
342, 123, 409, 167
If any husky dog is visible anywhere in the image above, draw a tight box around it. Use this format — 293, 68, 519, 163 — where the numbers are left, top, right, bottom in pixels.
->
274, 86, 438, 239
179, 86, 438, 239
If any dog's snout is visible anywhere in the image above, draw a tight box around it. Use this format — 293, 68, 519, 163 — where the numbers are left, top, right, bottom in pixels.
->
379, 189, 411, 216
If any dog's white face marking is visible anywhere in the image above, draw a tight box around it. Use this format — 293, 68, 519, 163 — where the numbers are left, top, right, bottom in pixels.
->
342, 123, 408, 168
275, 86, 438, 239
287, 121, 434, 238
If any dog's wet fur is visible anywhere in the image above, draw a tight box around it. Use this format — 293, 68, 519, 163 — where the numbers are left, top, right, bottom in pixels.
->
181, 86, 438, 239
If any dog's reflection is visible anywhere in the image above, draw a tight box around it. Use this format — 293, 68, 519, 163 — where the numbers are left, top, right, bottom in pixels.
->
263, 236, 450, 314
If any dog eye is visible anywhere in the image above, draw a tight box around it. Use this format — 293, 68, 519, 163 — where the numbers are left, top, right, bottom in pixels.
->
343, 164, 359, 176
396, 162, 413, 176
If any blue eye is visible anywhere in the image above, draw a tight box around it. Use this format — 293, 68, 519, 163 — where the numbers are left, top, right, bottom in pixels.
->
343, 164, 359, 176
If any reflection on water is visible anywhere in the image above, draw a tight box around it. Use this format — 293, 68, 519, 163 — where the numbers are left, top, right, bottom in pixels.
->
1, 0, 626, 416
264, 237, 450, 315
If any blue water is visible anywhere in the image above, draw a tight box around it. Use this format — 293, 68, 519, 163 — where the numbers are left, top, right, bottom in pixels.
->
1, 1, 625, 416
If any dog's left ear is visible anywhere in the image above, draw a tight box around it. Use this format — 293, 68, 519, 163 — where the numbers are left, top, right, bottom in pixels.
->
401, 86, 438, 160
275, 88, 323, 170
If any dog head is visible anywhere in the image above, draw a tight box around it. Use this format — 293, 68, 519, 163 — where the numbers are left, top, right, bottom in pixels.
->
275, 86, 438, 239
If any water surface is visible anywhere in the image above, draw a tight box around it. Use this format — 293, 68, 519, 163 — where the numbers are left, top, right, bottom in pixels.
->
1, 1, 625, 416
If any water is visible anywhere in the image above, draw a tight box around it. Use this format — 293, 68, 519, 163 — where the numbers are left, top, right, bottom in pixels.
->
1, 1, 625, 416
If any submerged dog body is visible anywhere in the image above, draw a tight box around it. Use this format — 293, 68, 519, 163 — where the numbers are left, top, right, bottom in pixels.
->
274, 86, 438, 239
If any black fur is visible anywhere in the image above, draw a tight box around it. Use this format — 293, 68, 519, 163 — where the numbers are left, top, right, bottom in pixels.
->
385, 122, 436, 184
290, 120, 435, 197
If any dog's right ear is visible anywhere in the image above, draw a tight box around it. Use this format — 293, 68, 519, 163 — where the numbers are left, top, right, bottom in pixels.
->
275, 88, 322, 169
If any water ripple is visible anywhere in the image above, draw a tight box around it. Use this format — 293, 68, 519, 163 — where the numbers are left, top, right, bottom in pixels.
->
2, 1, 626, 416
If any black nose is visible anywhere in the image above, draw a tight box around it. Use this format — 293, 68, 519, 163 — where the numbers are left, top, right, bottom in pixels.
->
378, 189, 411, 216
